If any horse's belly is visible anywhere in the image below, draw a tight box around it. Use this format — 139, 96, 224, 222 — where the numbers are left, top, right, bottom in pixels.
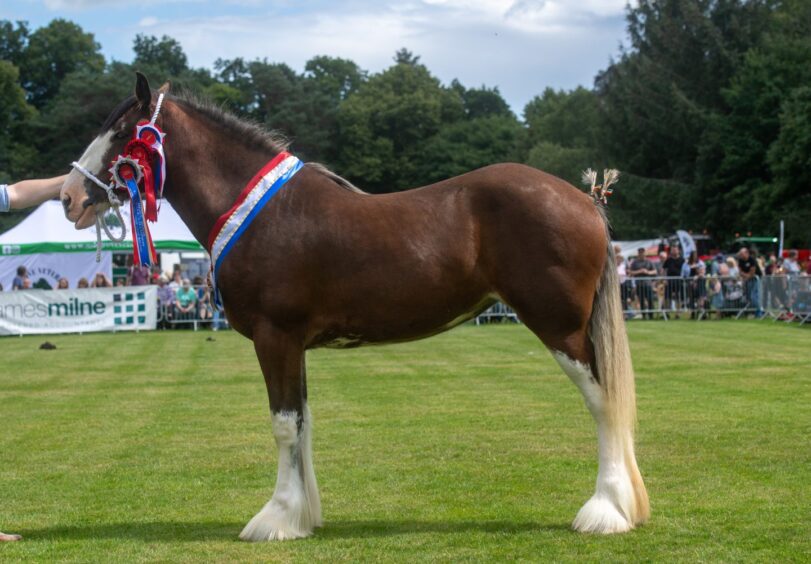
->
315, 292, 498, 349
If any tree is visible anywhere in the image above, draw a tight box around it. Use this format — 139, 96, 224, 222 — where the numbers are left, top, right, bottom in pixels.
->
31, 62, 133, 177
415, 114, 524, 184
0, 20, 28, 68
336, 52, 463, 191
0, 60, 36, 180
762, 88, 811, 245
450, 80, 512, 119
596, 0, 770, 181
19, 19, 105, 107
133, 34, 189, 77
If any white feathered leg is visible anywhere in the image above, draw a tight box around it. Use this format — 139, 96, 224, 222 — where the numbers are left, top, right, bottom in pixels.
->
553, 352, 640, 534
240, 404, 321, 541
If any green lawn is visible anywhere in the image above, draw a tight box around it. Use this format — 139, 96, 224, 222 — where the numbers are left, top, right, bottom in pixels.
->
0, 321, 809, 562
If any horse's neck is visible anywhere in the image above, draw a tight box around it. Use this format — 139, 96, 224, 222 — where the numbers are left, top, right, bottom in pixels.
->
161, 102, 279, 246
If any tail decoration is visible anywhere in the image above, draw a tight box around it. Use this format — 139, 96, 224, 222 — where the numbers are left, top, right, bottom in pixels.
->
583, 168, 620, 204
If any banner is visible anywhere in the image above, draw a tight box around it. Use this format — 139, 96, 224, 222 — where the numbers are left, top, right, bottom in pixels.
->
0, 286, 157, 336
676, 230, 697, 258
0, 252, 112, 291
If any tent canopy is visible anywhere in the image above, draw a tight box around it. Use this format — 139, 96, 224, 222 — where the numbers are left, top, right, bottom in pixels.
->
0, 201, 203, 256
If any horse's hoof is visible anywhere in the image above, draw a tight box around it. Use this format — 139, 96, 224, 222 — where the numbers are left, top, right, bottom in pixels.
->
572, 497, 633, 534
239, 501, 312, 542
0, 532, 22, 542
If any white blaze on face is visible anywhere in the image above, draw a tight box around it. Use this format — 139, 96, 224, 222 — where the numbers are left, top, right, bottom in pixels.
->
61, 129, 116, 224
78, 130, 115, 169
64, 130, 115, 194
76, 129, 115, 174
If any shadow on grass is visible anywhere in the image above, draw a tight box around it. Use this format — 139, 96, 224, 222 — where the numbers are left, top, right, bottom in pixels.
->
21, 519, 570, 542
315, 519, 571, 539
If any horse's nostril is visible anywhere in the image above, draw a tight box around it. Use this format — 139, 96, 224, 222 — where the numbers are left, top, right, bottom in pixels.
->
62, 196, 71, 211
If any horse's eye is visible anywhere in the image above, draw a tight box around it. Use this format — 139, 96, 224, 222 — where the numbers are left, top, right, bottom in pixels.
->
114, 131, 128, 140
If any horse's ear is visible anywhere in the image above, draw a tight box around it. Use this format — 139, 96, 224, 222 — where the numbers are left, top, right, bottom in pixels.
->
158, 81, 171, 95
135, 72, 151, 109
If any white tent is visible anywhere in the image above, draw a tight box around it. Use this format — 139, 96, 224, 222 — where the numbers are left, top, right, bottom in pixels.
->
0, 200, 201, 255
0, 201, 202, 290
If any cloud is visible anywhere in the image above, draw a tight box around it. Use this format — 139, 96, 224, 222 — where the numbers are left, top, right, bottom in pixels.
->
138, 16, 159, 27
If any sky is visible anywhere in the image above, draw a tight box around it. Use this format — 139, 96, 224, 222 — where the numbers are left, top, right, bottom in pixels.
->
2, 0, 631, 114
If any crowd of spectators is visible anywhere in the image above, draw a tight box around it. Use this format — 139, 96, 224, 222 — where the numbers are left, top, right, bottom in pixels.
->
615, 246, 810, 320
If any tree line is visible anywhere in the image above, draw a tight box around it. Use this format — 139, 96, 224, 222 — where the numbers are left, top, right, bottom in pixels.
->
1, 0, 808, 245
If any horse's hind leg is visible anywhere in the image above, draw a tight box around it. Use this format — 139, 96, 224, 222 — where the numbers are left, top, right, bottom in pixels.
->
239, 325, 322, 542
520, 308, 648, 533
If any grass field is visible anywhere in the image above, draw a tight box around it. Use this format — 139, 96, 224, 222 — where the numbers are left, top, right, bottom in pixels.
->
0, 321, 809, 562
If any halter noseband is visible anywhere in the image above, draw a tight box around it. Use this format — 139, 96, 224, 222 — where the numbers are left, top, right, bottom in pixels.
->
71, 93, 167, 266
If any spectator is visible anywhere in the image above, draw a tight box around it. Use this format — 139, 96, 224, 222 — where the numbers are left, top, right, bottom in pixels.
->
694, 262, 708, 315
765, 254, 780, 275
115, 278, 126, 287
708, 271, 724, 319
710, 254, 724, 276
12, 266, 27, 290
683, 251, 700, 313
0, 283, 3, 292
783, 250, 801, 275
128, 262, 151, 286
168, 269, 183, 290
738, 247, 763, 317
721, 263, 744, 312
193, 275, 213, 323
662, 247, 685, 311
91, 273, 112, 288
725, 256, 739, 278
56, 278, 69, 290
156, 275, 175, 328
77, 277, 89, 289
21, 278, 32, 290
174, 278, 197, 320
629, 247, 656, 319
615, 245, 632, 315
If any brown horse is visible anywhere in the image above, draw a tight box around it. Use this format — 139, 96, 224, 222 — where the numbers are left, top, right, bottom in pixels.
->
60, 73, 649, 540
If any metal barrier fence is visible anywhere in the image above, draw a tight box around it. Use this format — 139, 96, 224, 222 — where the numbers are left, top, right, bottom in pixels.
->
474, 275, 811, 324
138, 278, 810, 330
155, 285, 229, 331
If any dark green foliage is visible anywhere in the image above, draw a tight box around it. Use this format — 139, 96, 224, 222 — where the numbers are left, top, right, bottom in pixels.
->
133, 34, 188, 76
18, 19, 105, 108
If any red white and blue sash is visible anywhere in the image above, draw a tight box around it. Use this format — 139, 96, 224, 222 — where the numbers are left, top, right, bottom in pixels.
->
207, 152, 304, 307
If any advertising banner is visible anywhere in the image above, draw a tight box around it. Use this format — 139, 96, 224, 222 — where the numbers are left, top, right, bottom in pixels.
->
0, 286, 157, 336
0, 252, 113, 291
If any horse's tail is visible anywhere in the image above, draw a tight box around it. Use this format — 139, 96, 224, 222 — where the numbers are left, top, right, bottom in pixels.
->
589, 222, 636, 431
588, 207, 650, 524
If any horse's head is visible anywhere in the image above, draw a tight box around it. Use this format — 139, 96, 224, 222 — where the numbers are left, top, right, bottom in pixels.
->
61, 72, 167, 229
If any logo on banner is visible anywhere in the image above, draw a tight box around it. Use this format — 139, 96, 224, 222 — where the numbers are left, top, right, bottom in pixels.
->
113, 291, 148, 325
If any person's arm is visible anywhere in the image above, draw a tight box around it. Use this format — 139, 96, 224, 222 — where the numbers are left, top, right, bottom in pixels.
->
3, 175, 68, 211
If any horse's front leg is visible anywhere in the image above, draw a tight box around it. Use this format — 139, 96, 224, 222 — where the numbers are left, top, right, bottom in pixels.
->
239, 325, 321, 542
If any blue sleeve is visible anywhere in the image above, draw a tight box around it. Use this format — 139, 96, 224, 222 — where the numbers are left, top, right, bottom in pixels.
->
0, 184, 9, 212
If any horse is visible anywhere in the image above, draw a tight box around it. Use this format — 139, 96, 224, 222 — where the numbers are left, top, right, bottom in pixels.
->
59, 73, 649, 540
